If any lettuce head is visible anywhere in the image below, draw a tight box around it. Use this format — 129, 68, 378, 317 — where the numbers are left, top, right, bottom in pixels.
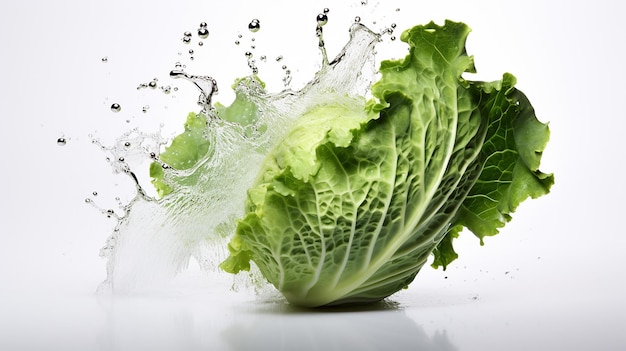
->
156, 20, 553, 307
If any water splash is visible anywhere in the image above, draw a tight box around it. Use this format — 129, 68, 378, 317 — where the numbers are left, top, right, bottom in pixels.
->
97, 21, 381, 294
169, 70, 218, 113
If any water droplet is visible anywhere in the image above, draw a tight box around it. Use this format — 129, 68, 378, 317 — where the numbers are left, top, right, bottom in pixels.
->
260, 55, 267, 61
199, 22, 207, 28
142, 105, 150, 113
101, 56, 108, 63
381, 27, 394, 36
184, 31, 192, 37
235, 40, 240, 45
169, 70, 184, 79
323, 8, 330, 14
275, 55, 283, 62
248, 19, 260, 32
189, 49, 194, 55
161, 85, 171, 94
198, 41, 204, 46
391, 23, 397, 28
391, 36, 396, 41
197, 28, 209, 39
148, 80, 157, 89
111, 103, 121, 112
57, 137, 67, 146
124, 141, 131, 147
245, 51, 253, 58
85, 198, 92, 203
93, 191, 98, 196
360, 0, 367, 5
118, 157, 125, 162
316, 13, 328, 26
183, 37, 191, 44
238, 34, 243, 38
354, 16, 361, 23
396, 7, 401, 11
282, 72, 292, 87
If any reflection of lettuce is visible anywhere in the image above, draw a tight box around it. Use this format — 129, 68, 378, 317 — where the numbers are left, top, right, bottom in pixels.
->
155, 20, 553, 307
223, 302, 458, 351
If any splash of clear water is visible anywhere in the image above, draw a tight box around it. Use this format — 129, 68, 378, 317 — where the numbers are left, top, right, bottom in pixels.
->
97, 22, 381, 294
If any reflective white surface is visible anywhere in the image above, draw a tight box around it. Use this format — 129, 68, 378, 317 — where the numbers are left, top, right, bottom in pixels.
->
1, 1, 625, 350
2, 266, 624, 351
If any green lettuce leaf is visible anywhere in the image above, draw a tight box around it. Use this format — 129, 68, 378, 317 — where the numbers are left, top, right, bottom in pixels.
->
432, 74, 554, 269
149, 112, 210, 197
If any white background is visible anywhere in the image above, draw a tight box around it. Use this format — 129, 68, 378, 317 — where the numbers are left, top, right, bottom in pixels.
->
1, 1, 625, 350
